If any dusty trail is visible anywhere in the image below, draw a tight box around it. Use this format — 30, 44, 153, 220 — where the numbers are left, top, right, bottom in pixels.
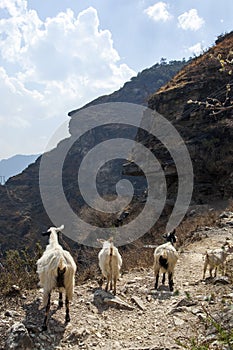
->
1, 225, 233, 350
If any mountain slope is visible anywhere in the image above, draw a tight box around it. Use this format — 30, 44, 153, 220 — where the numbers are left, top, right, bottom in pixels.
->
68, 59, 186, 116
127, 31, 233, 205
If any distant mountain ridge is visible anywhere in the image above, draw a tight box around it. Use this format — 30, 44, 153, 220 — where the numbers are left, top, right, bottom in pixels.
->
0, 154, 40, 182
68, 59, 186, 116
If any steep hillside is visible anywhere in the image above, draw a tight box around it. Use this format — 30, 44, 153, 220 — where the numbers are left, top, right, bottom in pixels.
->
68, 59, 186, 116
126, 31, 233, 205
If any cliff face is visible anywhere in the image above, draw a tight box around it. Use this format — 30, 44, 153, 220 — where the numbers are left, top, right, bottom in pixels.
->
126, 32, 233, 204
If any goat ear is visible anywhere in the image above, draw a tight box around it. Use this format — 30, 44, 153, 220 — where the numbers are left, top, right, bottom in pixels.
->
108, 236, 113, 243
57, 224, 64, 231
97, 238, 105, 244
41, 231, 50, 236
169, 229, 176, 237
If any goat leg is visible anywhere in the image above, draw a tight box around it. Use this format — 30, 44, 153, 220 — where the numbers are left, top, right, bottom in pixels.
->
113, 276, 117, 295
203, 262, 207, 279
65, 296, 70, 323
58, 292, 63, 307
105, 275, 110, 292
168, 272, 174, 291
209, 268, 213, 277
154, 273, 159, 290
42, 293, 51, 331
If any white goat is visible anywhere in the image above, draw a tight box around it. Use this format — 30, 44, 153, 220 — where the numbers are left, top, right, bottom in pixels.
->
203, 244, 233, 279
36, 225, 77, 331
98, 237, 122, 295
153, 240, 179, 291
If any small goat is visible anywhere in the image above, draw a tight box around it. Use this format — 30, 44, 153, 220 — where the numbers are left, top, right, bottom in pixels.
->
36, 225, 77, 331
153, 231, 179, 291
98, 237, 122, 295
203, 243, 233, 279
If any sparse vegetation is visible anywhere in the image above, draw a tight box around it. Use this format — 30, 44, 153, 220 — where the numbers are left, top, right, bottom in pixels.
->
0, 243, 42, 295
0, 204, 223, 298
176, 304, 233, 350
1, 207, 233, 349
187, 50, 233, 117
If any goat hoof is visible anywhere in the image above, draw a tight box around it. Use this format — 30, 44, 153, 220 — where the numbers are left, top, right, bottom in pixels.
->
65, 315, 70, 323
59, 301, 63, 308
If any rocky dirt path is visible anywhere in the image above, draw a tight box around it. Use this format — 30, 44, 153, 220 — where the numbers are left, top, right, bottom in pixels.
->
1, 224, 233, 350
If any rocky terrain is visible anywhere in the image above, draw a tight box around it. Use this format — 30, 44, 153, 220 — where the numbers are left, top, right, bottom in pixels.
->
0, 31, 233, 350
1, 213, 233, 350
68, 59, 186, 115
126, 31, 233, 205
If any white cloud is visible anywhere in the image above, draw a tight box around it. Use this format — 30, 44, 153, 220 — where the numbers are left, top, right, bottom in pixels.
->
178, 9, 204, 31
188, 42, 203, 56
0, 0, 27, 17
144, 2, 173, 22
0, 2, 135, 158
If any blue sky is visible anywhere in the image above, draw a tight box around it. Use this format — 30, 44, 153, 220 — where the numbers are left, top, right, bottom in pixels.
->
0, 0, 232, 159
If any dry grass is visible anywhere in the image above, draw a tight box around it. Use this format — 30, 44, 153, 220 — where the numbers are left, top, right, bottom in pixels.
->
176, 209, 221, 247
0, 243, 43, 295
1, 199, 232, 297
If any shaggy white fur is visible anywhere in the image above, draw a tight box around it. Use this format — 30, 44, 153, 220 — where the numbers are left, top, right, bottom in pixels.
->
153, 241, 179, 291
203, 244, 233, 279
98, 238, 122, 295
36, 225, 77, 331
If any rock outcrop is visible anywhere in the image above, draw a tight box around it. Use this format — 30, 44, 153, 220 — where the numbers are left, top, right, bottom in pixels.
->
125, 31, 233, 205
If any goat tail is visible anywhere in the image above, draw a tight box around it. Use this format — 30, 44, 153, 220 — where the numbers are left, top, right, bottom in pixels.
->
109, 244, 113, 279
110, 244, 113, 257
162, 250, 168, 259
58, 257, 67, 271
